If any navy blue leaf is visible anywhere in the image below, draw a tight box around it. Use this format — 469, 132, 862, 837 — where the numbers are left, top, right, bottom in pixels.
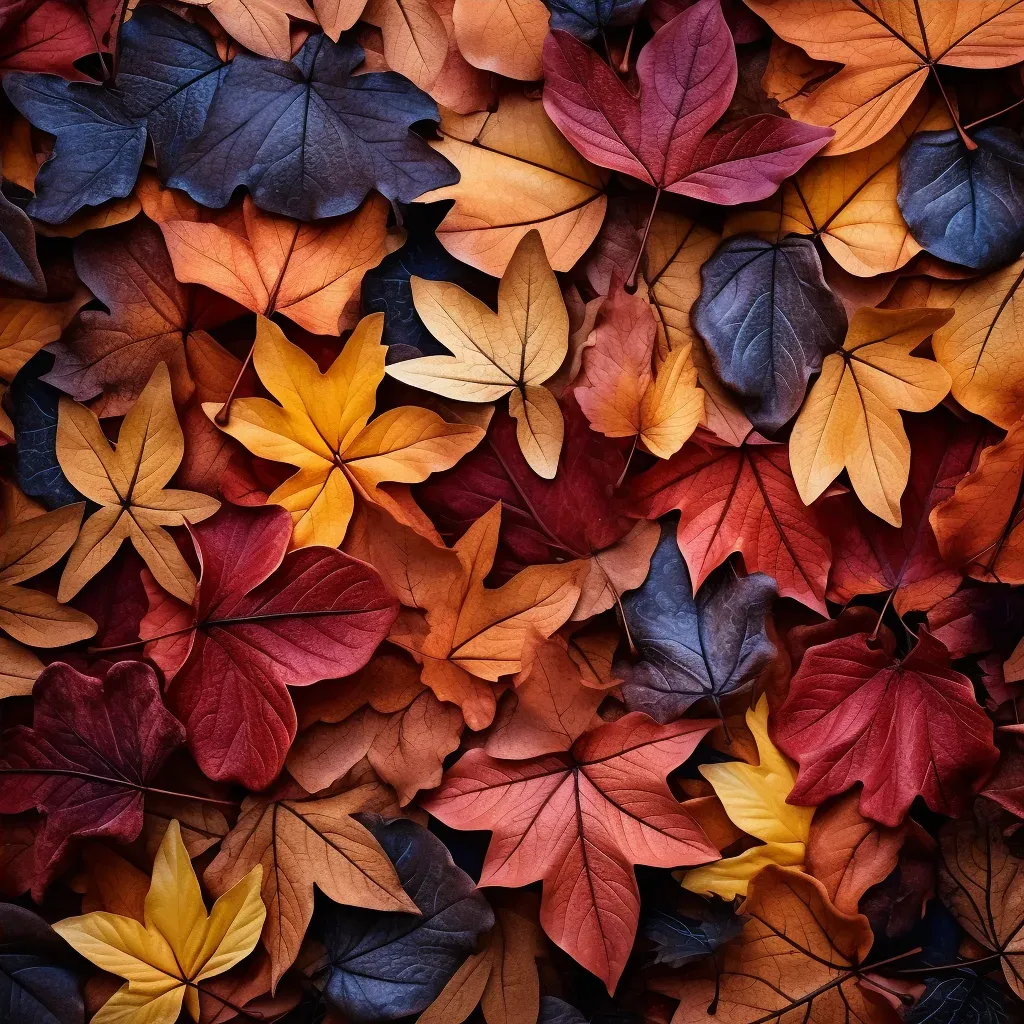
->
169, 33, 458, 221
643, 901, 744, 968
0, 902, 83, 1024
540, 998, 589, 1024
620, 524, 776, 722
0, 191, 44, 295
905, 973, 1006, 1024
694, 236, 847, 434
898, 127, 1024, 272
544, 0, 645, 39
10, 354, 82, 510
321, 816, 493, 1022
2, 74, 145, 225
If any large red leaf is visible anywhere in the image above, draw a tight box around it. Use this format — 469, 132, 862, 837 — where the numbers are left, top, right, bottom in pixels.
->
774, 629, 999, 827
626, 432, 830, 614
142, 504, 398, 791
0, 660, 185, 897
541, 0, 831, 204
422, 713, 719, 993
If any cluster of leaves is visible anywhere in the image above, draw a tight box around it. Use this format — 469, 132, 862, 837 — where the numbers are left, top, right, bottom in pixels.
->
6, 1, 1024, 1023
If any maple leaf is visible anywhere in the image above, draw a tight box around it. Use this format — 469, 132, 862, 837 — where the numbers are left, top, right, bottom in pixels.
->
452, 0, 549, 80
348, 502, 582, 730
681, 697, 811, 900
694, 236, 848, 434
205, 779, 416, 990
938, 818, 1024, 1001
0, 502, 96, 648
386, 230, 568, 478
620, 526, 776, 724
320, 815, 495, 1021
415, 398, 652, 620
0, 660, 185, 898
141, 502, 399, 791
775, 629, 999, 827
929, 414, 1024, 586
542, 0, 832, 205
746, 0, 1024, 154
419, 893, 544, 1024
144, 186, 390, 338
55, 362, 221, 603
422, 713, 720, 992
825, 411, 986, 615
656, 866, 889, 1024
790, 306, 954, 526
628, 432, 831, 614
54, 819, 265, 1024
43, 219, 240, 418
287, 648, 464, 804
209, 315, 482, 548
575, 280, 703, 459
423, 93, 609, 276
169, 33, 458, 220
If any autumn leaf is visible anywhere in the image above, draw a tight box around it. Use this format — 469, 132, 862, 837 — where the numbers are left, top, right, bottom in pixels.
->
0, 660, 185, 898
205, 779, 416, 990
775, 629, 999, 827
681, 697, 811, 900
746, 0, 1024, 153
387, 230, 569, 479
0, 502, 96, 647
423, 94, 608, 276
142, 502, 399, 791
452, 0, 549, 80
422, 713, 720, 993
656, 865, 889, 1024
208, 315, 483, 548
790, 306, 954, 526
0, 190, 43, 295
0, 291, 85, 387
575, 279, 702, 459
361, 0, 448, 94
55, 362, 221, 603
54, 819, 265, 1024
177, 0, 316, 60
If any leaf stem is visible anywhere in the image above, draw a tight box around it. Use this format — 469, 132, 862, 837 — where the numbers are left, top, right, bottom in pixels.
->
931, 69, 977, 150
0, 768, 238, 808
88, 624, 195, 655
618, 23, 635, 75
625, 188, 662, 294
216, 344, 257, 426
963, 96, 1024, 132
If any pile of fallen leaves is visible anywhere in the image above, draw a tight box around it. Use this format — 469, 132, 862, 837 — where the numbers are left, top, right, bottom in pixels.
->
4, 0, 1024, 1022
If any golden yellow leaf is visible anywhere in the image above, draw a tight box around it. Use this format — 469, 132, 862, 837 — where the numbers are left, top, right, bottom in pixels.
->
424, 95, 608, 276
56, 363, 221, 603
207, 315, 484, 548
790, 306, 953, 527
388, 230, 568, 478
680, 697, 812, 900
54, 820, 265, 1024
0, 292, 87, 382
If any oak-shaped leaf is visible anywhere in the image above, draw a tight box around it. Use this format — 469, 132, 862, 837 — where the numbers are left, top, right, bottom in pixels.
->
655, 866, 889, 1024
320, 815, 494, 1022
209, 315, 483, 549
348, 502, 581, 730
169, 33, 458, 220
205, 779, 416, 990
620, 525, 776, 724
0, 902, 84, 1024
55, 362, 221, 603
54, 819, 265, 1024
387, 230, 568, 479
746, 0, 1024, 154
899, 128, 1024, 272
628, 432, 831, 614
422, 713, 720, 992
0, 660, 185, 898
789, 306, 953, 526
693, 236, 847, 434
0, 502, 95, 647
142, 503, 398, 791
542, 0, 832, 204
544, 0, 643, 40
938, 817, 1024, 1001
775, 629, 999, 827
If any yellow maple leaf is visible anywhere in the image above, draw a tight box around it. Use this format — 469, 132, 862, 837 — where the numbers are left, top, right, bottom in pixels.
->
680, 697, 813, 900
53, 820, 265, 1024
206, 313, 485, 549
